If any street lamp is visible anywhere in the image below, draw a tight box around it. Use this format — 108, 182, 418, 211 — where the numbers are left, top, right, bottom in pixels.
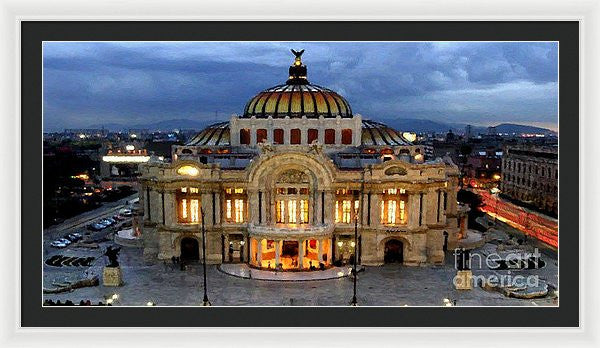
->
350, 192, 359, 306
200, 208, 211, 306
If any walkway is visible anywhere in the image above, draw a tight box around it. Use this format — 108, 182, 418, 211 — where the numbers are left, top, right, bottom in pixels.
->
219, 263, 356, 281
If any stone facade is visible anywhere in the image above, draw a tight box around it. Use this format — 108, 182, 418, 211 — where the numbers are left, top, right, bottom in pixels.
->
500, 145, 558, 215
139, 140, 464, 268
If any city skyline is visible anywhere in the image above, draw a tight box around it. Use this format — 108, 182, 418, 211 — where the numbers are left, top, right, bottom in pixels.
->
43, 41, 558, 132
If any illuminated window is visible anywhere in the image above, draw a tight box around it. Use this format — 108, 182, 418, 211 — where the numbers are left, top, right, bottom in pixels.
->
288, 200, 297, 223
380, 201, 385, 224
399, 200, 405, 222
234, 199, 244, 223
226, 200, 232, 219
335, 201, 340, 223
177, 187, 201, 224
342, 200, 351, 223
300, 200, 309, 223
224, 187, 246, 224
190, 199, 199, 222
387, 200, 397, 224
276, 200, 285, 223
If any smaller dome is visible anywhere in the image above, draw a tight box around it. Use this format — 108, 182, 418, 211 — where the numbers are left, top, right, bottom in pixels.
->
361, 120, 412, 146
186, 122, 230, 146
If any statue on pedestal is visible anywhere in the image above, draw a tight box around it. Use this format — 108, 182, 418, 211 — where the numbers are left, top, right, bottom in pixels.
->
104, 246, 121, 267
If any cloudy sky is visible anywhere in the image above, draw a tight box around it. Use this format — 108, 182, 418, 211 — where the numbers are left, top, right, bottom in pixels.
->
43, 41, 558, 132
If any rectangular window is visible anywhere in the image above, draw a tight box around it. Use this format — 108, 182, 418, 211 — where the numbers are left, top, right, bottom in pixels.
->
226, 199, 232, 219
273, 128, 284, 144
234, 199, 244, 223
290, 128, 301, 144
335, 201, 340, 223
399, 200, 405, 222
190, 199, 199, 223
182, 199, 188, 219
300, 199, 308, 223
387, 200, 397, 224
240, 128, 250, 145
234, 188, 244, 194
342, 200, 352, 223
288, 200, 297, 223
324, 129, 336, 144
190, 187, 199, 194
308, 128, 318, 144
341, 129, 353, 144
276, 200, 285, 223
256, 129, 267, 143
380, 201, 385, 224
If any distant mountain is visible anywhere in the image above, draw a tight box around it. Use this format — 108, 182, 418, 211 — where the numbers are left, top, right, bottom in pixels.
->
376, 118, 461, 133
87, 118, 215, 132
375, 118, 556, 136
86, 117, 556, 136
493, 123, 557, 135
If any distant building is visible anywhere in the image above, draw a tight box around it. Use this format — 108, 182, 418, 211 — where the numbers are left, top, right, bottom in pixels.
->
501, 145, 558, 215
465, 125, 473, 140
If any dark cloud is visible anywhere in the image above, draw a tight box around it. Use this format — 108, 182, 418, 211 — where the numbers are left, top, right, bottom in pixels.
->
43, 42, 558, 131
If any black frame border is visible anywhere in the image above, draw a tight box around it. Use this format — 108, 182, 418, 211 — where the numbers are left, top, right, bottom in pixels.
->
23, 21, 579, 327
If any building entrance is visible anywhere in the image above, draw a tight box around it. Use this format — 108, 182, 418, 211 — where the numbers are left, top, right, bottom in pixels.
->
384, 239, 404, 263
180, 237, 199, 261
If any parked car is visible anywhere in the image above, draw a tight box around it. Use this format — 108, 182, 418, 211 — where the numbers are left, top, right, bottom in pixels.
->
105, 218, 116, 225
88, 223, 105, 231
65, 233, 82, 242
119, 208, 133, 217
113, 214, 125, 221
50, 240, 68, 248
55, 238, 71, 246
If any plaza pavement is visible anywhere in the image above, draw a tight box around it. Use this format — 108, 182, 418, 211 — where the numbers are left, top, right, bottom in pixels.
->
43, 235, 558, 306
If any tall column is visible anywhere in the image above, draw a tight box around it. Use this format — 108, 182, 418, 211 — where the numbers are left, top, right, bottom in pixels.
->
257, 239, 263, 266
408, 192, 420, 228
370, 192, 381, 228
298, 239, 304, 269
275, 240, 281, 267
317, 239, 324, 263
248, 189, 259, 224
327, 238, 333, 265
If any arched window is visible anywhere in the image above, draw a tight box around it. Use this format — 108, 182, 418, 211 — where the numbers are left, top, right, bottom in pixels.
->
290, 128, 301, 144
324, 129, 335, 144
256, 129, 267, 143
240, 129, 250, 145
341, 129, 352, 144
273, 128, 284, 144
307, 129, 318, 144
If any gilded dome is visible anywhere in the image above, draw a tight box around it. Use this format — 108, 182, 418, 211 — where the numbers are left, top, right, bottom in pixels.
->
242, 50, 353, 119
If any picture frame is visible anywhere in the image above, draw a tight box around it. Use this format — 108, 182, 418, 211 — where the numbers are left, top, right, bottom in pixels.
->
1, 0, 598, 347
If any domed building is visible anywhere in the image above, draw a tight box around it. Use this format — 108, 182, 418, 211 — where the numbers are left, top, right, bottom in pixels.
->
139, 50, 468, 270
